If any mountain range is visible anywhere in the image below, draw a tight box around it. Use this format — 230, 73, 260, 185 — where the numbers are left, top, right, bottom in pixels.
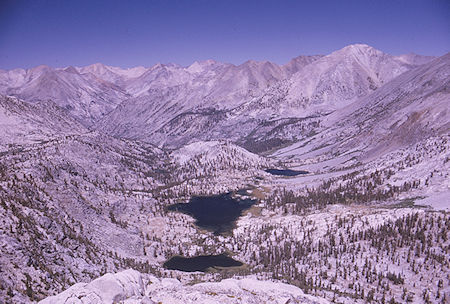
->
0, 44, 448, 304
1, 44, 442, 152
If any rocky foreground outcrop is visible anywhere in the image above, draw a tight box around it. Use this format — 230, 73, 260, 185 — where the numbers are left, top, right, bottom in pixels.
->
40, 269, 330, 304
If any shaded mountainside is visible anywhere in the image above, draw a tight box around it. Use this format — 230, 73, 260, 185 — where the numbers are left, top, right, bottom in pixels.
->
94, 57, 320, 145
273, 52, 450, 163
1, 44, 434, 150
0, 66, 130, 126
0, 53, 322, 130
97, 44, 435, 150
0, 95, 87, 145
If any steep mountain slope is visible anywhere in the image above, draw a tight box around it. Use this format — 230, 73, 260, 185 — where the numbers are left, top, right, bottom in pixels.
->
0, 96, 275, 303
0, 44, 433, 148
282, 44, 425, 109
0, 54, 323, 132
1, 45, 448, 304
77, 63, 147, 86
229, 44, 434, 120
0, 131, 169, 302
396, 53, 436, 66
98, 45, 433, 150
96, 59, 305, 143
283, 54, 324, 75
0, 65, 130, 125
0, 95, 87, 145
274, 52, 450, 164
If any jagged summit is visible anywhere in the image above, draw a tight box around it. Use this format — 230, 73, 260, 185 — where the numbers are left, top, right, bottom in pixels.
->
0, 44, 437, 135
325, 44, 390, 63
63, 66, 79, 74
30, 64, 53, 72
337, 43, 379, 52
2, 43, 437, 77
186, 59, 223, 73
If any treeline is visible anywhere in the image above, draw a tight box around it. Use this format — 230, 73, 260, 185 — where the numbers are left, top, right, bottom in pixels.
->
266, 169, 420, 214
230, 212, 449, 303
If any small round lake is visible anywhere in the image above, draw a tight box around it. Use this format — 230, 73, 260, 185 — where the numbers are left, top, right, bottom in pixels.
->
163, 254, 243, 272
167, 193, 255, 234
265, 168, 309, 176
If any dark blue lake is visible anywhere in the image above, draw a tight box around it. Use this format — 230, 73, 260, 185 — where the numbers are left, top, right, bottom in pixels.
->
167, 193, 255, 234
265, 168, 309, 176
163, 254, 243, 272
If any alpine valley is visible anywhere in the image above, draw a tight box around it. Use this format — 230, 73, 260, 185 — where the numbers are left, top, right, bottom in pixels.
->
0, 44, 448, 304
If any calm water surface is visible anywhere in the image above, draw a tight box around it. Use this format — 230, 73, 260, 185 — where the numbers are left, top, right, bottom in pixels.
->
163, 254, 243, 272
265, 168, 309, 176
167, 193, 255, 234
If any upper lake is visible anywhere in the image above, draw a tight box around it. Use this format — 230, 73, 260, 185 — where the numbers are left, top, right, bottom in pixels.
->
167, 192, 255, 234
265, 168, 309, 176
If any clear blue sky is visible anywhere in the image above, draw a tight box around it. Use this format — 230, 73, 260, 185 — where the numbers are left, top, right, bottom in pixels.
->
0, 0, 449, 69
